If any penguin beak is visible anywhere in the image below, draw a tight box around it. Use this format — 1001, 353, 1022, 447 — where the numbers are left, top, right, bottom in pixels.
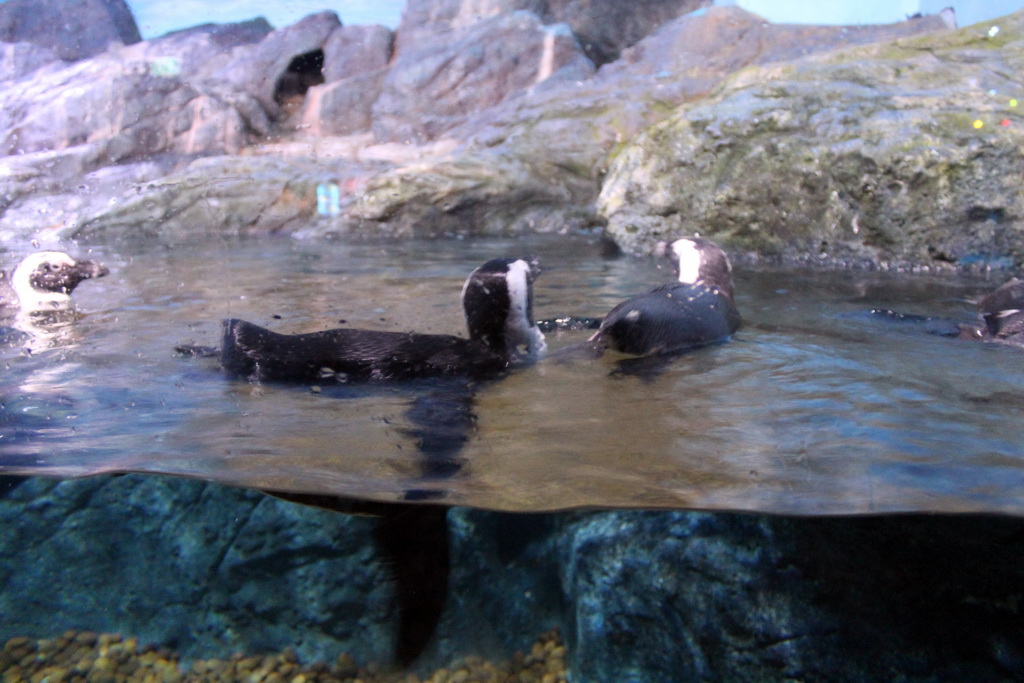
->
48, 259, 109, 294
75, 259, 110, 280
527, 256, 541, 281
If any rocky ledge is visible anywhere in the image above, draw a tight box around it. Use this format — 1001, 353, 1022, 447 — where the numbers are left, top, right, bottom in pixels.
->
4, 0, 1014, 273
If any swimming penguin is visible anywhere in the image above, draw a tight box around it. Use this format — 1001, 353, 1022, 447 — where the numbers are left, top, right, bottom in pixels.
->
976, 278, 1024, 346
0, 251, 109, 314
870, 277, 1024, 347
584, 236, 741, 357
212, 257, 547, 382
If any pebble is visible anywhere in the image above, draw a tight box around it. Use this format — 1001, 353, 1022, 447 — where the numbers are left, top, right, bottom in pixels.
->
0, 629, 567, 683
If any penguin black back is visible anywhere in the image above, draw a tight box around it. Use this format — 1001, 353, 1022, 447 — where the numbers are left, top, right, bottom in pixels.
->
589, 236, 741, 357
217, 257, 546, 382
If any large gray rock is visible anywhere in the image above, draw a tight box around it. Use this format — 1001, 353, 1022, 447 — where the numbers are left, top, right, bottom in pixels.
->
0, 54, 265, 159
210, 11, 341, 117
322, 24, 393, 83
395, 0, 711, 65
325, 6, 949, 241
298, 25, 394, 136
301, 69, 389, 136
373, 11, 595, 143
121, 18, 272, 83
67, 155, 328, 243
0, 0, 140, 61
598, 9, 1024, 270
0, 150, 187, 243
0, 5, 961, 253
0, 42, 62, 83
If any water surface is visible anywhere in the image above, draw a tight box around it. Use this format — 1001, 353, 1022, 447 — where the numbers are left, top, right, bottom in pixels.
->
2, 235, 1022, 515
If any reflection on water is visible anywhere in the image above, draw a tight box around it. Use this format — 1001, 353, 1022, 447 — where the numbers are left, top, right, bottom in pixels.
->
2, 235, 1023, 515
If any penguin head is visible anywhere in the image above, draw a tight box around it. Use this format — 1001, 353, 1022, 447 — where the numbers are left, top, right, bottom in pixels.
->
658, 237, 734, 300
11, 251, 109, 312
461, 257, 546, 358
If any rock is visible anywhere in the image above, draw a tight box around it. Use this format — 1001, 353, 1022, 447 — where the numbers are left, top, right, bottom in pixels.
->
66, 154, 327, 243
0, 475, 392, 663
552, 510, 1024, 681
210, 11, 341, 117
598, 9, 1024, 269
322, 24, 393, 83
541, 0, 711, 66
298, 25, 394, 136
0, 4, 965, 253
322, 6, 948, 241
120, 18, 273, 84
372, 11, 595, 143
300, 69, 388, 137
0, 151, 188, 243
395, 0, 711, 66
0, 0, 140, 61
0, 42, 63, 83
4, 475, 1024, 679
159, 18, 273, 47
596, 5, 951, 86
0, 54, 265, 159
337, 148, 600, 238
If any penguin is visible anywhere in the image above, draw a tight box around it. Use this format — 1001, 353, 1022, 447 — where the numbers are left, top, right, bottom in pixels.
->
206, 257, 546, 382
0, 251, 109, 314
870, 277, 1024, 347
976, 277, 1024, 346
584, 236, 741, 357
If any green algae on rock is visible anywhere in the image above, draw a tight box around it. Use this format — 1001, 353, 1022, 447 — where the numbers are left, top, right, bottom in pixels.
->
599, 10, 1024, 271
0, 629, 568, 682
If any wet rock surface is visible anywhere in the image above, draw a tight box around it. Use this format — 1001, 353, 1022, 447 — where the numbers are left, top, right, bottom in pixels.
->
3, 475, 1024, 680
322, 6, 953, 242
599, 10, 1024, 271
0, 0, 976, 265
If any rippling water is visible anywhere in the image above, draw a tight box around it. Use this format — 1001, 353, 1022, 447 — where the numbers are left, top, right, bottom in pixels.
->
2, 235, 1022, 515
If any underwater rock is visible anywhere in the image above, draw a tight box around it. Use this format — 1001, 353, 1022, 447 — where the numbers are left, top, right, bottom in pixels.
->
599, 9, 1024, 270
449, 508, 1024, 682
0, 476, 394, 664
4, 475, 1024, 679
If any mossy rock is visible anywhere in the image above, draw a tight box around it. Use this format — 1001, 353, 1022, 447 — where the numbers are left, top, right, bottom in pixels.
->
600, 10, 1024, 271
